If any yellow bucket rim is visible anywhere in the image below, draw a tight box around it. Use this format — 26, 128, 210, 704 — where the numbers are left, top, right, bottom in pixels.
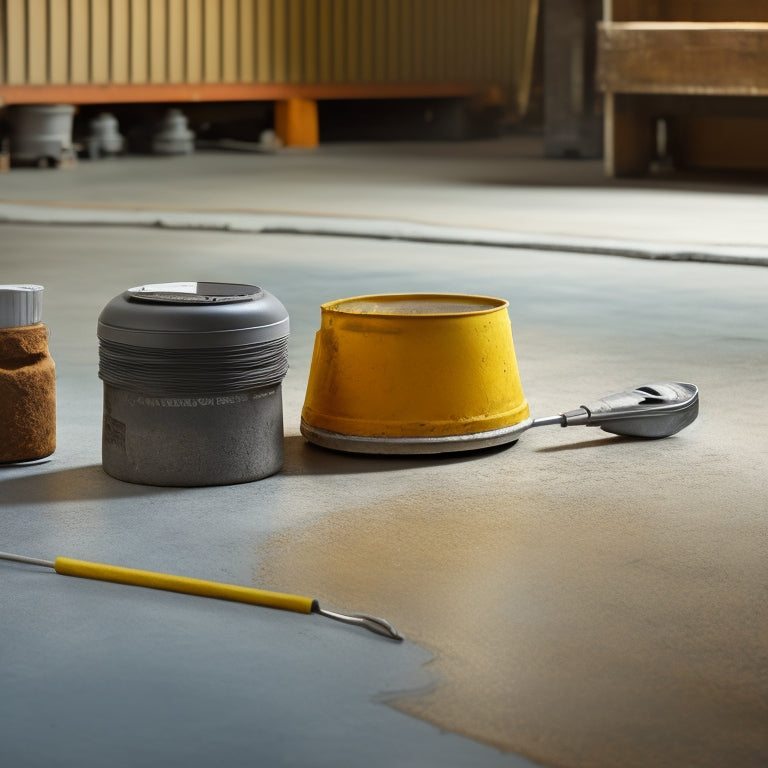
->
320, 293, 509, 319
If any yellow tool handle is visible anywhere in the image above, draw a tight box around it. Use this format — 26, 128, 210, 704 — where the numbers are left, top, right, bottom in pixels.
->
53, 557, 316, 614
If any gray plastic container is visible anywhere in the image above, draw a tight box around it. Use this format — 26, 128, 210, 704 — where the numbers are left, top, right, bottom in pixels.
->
97, 282, 289, 486
8, 105, 75, 164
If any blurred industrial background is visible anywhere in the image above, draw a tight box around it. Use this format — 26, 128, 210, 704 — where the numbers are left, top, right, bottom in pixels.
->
2, 0, 767, 176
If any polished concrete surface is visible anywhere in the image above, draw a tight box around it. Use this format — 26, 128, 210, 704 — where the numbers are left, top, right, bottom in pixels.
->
1, 139, 767, 768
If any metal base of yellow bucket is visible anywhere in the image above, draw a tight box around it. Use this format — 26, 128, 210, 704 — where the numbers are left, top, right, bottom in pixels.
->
300, 417, 534, 455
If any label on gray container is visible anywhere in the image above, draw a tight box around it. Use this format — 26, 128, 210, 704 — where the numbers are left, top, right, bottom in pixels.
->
125, 390, 276, 408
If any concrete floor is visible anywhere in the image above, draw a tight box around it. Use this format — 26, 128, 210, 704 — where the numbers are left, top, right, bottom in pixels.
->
1, 139, 767, 768
2, 136, 768, 263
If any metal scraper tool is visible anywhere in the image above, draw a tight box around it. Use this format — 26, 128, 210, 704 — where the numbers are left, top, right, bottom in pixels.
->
309, 381, 700, 454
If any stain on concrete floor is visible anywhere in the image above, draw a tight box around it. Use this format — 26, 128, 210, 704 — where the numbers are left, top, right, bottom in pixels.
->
258, 447, 768, 768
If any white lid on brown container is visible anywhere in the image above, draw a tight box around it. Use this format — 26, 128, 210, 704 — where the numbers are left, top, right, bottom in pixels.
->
0, 284, 44, 328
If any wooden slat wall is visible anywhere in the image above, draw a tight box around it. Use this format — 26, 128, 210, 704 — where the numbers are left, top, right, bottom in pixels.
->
0, 0, 4, 84
111, 0, 130, 84
129, 0, 148, 83
186, 0, 204, 82
5, 0, 25, 84
0, 0, 537, 96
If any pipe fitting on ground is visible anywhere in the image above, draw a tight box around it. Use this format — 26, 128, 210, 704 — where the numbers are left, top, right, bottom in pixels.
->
97, 282, 289, 486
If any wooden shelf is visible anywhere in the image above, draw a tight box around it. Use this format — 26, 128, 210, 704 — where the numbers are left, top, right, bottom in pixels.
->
599, 2, 768, 176
598, 22, 768, 96
0, 82, 484, 107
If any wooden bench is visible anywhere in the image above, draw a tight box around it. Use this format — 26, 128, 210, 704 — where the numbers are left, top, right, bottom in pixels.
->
597, 1, 768, 175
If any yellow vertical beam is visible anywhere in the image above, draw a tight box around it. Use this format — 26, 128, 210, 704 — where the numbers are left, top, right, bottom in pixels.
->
222, 0, 238, 82
255, 0, 271, 82
130, 0, 148, 83
274, 97, 318, 147
239, 0, 255, 82
288, 0, 302, 83
203, 0, 220, 82
27, 0, 48, 84
111, 0, 130, 84
71, 0, 90, 83
149, 0, 166, 83
302, 0, 318, 83
90, 0, 110, 84
167, 0, 186, 83
6, 0, 27, 84
272, 0, 286, 82
275, 0, 317, 141
186, 0, 203, 83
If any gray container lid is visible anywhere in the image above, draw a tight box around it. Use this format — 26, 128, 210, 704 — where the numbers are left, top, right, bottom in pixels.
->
97, 282, 289, 348
0, 284, 44, 328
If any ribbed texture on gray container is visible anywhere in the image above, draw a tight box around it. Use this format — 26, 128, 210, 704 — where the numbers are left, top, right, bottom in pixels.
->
98, 336, 289, 395
97, 283, 290, 394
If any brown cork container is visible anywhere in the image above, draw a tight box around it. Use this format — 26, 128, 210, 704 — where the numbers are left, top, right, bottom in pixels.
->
0, 286, 56, 463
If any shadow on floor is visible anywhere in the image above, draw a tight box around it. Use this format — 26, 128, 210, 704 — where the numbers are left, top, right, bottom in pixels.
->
0, 463, 168, 504
280, 434, 515, 476
0, 435, 553, 495
535, 435, 642, 453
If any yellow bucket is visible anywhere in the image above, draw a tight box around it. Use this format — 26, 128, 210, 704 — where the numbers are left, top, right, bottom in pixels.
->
300, 294, 531, 454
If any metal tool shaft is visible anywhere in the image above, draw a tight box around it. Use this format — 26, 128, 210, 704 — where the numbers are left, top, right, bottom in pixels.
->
0, 551, 55, 568
0, 551, 402, 641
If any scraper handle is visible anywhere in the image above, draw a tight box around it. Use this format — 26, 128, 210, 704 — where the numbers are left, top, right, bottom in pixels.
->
53, 557, 316, 614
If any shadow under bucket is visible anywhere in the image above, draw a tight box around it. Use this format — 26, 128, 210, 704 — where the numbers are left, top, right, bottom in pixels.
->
300, 294, 530, 454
